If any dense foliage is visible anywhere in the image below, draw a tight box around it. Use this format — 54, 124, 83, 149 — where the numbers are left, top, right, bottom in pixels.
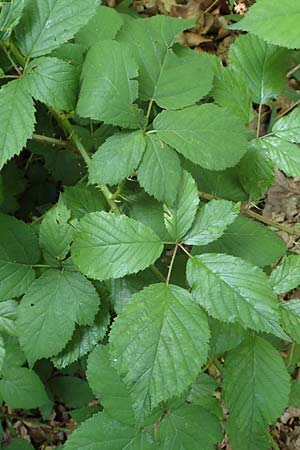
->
1, 0, 300, 448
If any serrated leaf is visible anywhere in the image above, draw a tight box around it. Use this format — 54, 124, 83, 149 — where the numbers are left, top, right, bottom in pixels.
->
52, 302, 110, 369
87, 345, 135, 425
238, 140, 275, 200
229, 34, 290, 104
226, 419, 271, 450
280, 300, 300, 343
156, 404, 222, 450
71, 212, 163, 281
154, 104, 248, 171
183, 200, 239, 246
187, 254, 287, 338
0, 367, 49, 409
193, 215, 286, 268
260, 136, 300, 177
22, 57, 79, 112
229, 0, 300, 49
63, 412, 141, 450
137, 134, 182, 206
63, 185, 106, 219
109, 283, 210, 419
212, 67, 253, 124
117, 15, 194, 102
273, 109, 300, 143
0, 80, 35, 170
75, 5, 123, 48
17, 269, 100, 365
0, 0, 24, 41
270, 254, 300, 294
0, 213, 40, 300
39, 198, 72, 261
223, 336, 290, 434
15, 0, 98, 58
0, 300, 17, 336
48, 376, 94, 408
164, 170, 199, 241
188, 374, 222, 418
89, 131, 146, 186
77, 40, 145, 129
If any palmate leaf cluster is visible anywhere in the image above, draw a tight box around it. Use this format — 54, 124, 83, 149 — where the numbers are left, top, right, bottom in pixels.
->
0, 0, 299, 449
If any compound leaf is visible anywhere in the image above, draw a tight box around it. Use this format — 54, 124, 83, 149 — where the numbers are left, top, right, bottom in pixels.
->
154, 104, 248, 171
270, 254, 300, 294
187, 254, 287, 338
87, 345, 135, 425
230, 0, 300, 49
0, 213, 40, 300
89, 131, 146, 186
137, 134, 182, 206
22, 56, 79, 112
15, 0, 98, 58
0, 80, 35, 170
259, 136, 300, 177
273, 109, 300, 143
183, 200, 239, 246
17, 269, 100, 365
109, 283, 210, 419
77, 40, 145, 128
0, 367, 49, 409
229, 34, 290, 104
71, 212, 163, 281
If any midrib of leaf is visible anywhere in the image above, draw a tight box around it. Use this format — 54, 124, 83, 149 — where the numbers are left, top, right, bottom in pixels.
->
25, 0, 57, 58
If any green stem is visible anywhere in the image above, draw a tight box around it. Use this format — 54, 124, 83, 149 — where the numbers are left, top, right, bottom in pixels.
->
150, 264, 166, 282
166, 244, 178, 284
198, 191, 300, 238
178, 243, 193, 258
204, 0, 219, 13
32, 133, 69, 148
256, 103, 263, 138
1, 43, 22, 75
146, 98, 154, 121
111, 178, 127, 201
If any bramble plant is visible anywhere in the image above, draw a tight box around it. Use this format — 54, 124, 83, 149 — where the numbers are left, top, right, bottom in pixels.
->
1, 0, 300, 449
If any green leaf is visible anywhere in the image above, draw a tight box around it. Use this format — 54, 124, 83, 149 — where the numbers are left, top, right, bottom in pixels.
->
0, 213, 40, 300
15, 0, 98, 58
260, 136, 300, 177
75, 5, 123, 48
6, 438, 35, 450
154, 104, 248, 171
109, 283, 210, 418
289, 380, 300, 407
117, 15, 194, 102
238, 140, 274, 200
193, 215, 286, 268
0, 0, 24, 41
223, 336, 290, 434
77, 40, 145, 129
0, 300, 17, 336
39, 198, 72, 261
273, 109, 300, 143
48, 376, 94, 408
0, 335, 5, 372
52, 305, 110, 369
22, 57, 79, 112
229, 0, 300, 49
71, 212, 163, 281
209, 319, 247, 358
212, 67, 254, 124
137, 134, 182, 206
89, 131, 146, 186
1, 336, 26, 372
187, 254, 287, 337
229, 34, 290, 104
270, 254, 300, 294
183, 200, 239, 246
188, 374, 222, 418
226, 420, 271, 450
163, 170, 199, 241
63, 412, 137, 450
156, 404, 222, 450
0, 80, 35, 170
0, 367, 49, 409
17, 269, 100, 365
280, 300, 300, 343
87, 345, 135, 425
63, 185, 105, 219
